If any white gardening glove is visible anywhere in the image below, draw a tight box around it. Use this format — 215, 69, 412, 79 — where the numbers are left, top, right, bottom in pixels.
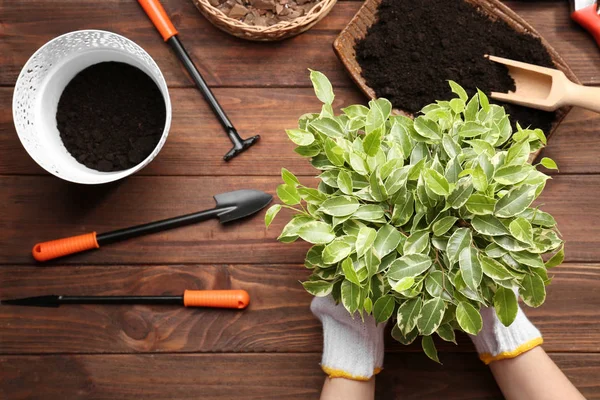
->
310, 296, 386, 381
471, 303, 542, 365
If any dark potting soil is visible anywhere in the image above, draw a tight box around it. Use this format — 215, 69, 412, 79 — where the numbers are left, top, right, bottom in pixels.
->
56, 62, 166, 172
355, 0, 556, 133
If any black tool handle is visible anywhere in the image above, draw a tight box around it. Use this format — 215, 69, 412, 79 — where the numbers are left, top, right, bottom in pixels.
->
97, 207, 226, 245
167, 36, 235, 132
60, 296, 183, 305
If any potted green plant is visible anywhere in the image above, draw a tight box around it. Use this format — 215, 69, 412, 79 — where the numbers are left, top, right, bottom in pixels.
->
265, 71, 564, 362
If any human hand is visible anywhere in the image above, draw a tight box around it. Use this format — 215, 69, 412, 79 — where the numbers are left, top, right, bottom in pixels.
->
471, 298, 542, 365
311, 296, 386, 381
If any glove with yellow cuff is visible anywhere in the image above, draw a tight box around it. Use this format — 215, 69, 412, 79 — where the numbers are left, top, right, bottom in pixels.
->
471, 302, 543, 365
311, 296, 385, 381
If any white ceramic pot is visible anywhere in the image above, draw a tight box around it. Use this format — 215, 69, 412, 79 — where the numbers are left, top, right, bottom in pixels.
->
12, 29, 172, 184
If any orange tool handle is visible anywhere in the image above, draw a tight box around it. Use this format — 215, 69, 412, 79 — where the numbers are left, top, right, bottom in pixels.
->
571, 4, 600, 48
32, 232, 99, 262
183, 290, 250, 309
138, 0, 178, 41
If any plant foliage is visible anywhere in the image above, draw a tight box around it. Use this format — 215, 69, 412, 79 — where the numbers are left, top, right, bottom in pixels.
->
266, 71, 563, 362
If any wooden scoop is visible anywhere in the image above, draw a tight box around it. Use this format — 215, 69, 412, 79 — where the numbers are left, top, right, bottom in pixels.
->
487, 55, 600, 113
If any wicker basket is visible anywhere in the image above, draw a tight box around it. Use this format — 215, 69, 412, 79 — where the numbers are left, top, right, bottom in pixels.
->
192, 0, 337, 41
333, 0, 580, 155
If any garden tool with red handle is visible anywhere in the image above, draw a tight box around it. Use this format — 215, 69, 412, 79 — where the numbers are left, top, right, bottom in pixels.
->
138, 0, 260, 161
570, 0, 600, 48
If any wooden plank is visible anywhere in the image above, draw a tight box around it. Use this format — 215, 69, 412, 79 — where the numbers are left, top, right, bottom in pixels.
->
1, 353, 598, 399
0, 264, 598, 354
0, 175, 598, 264
1, 2, 598, 88
2, 88, 599, 176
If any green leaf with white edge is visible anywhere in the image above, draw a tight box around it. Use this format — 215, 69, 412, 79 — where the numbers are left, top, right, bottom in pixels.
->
442, 135, 461, 159
294, 144, 321, 157
298, 187, 327, 205
265, 204, 282, 228
391, 191, 414, 226
363, 297, 373, 314
445, 156, 463, 184
341, 279, 361, 314
479, 254, 514, 281
369, 169, 388, 202
472, 215, 510, 236
459, 121, 488, 138
449, 80, 468, 102
414, 116, 442, 141
447, 228, 472, 264
324, 138, 345, 166
341, 257, 361, 286
277, 183, 301, 205
509, 217, 534, 245
423, 168, 451, 196
494, 185, 537, 218
310, 70, 334, 104
433, 216, 458, 236
281, 168, 300, 186
449, 98, 465, 114
348, 152, 368, 175
403, 230, 430, 255
388, 254, 433, 280
322, 239, 353, 264
478, 89, 490, 112
437, 324, 457, 344
365, 248, 381, 277
517, 208, 556, 228
510, 251, 545, 268
356, 226, 377, 258
297, 221, 336, 244
337, 170, 353, 195
342, 104, 369, 119
286, 129, 314, 146
374, 224, 403, 258
302, 280, 334, 297
392, 325, 418, 345
310, 117, 344, 138
363, 129, 383, 157
494, 165, 530, 185
467, 139, 495, 157
385, 166, 410, 196
471, 165, 488, 192
540, 157, 558, 171
392, 276, 415, 292
459, 247, 483, 292
448, 178, 474, 209
465, 194, 496, 215
494, 286, 518, 326
545, 245, 564, 268
417, 297, 446, 336
505, 140, 531, 166
520, 274, 546, 307
396, 298, 423, 335
485, 242, 508, 258
373, 295, 396, 323
493, 235, 531, 252
422, 335, 441, 363
366, 102, 386, 135
464, 95, 479, 122
320, 196, 360, 217
390, 122, 414, 157
353, 204, 385, 222
425, 271, 445, 298
456, 301, 483, 335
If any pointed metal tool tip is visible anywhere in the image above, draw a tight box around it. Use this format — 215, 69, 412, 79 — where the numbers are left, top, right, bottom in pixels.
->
214, 189, 273, 223
0, 295, 61, 307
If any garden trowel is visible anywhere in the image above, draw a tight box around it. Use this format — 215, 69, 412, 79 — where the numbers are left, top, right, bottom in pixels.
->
32, 189, 272, 262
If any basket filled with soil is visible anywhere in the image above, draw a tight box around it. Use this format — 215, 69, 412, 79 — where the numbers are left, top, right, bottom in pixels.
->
333, 0, 579, 151
192, 0, 337, 41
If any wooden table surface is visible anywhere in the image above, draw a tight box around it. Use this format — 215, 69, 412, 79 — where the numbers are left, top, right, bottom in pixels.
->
1, 0, 599, 398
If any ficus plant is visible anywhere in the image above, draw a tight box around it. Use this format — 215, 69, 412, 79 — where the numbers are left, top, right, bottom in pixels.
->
265, 71, 564, 362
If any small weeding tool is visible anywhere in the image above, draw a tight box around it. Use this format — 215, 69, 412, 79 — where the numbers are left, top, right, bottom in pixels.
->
32, 189, 272, 262
138, 0, 260, 161
487, 55, 600, 113
1, 290, 250, 309
570, 0, 600, 47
